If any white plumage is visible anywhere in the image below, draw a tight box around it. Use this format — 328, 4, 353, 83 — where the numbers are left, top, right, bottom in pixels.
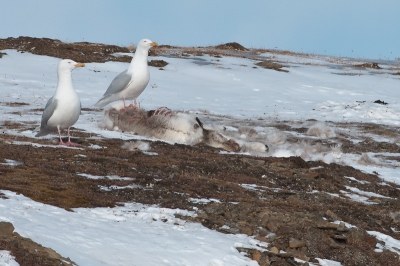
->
94, 39, 158, 108
36, 59, 85, 146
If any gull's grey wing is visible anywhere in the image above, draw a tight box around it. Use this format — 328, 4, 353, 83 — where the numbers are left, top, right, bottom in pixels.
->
44, 96, 54, 110
41, 97, 57, 126
102, 70, 132, 96
35, 98, 58, 137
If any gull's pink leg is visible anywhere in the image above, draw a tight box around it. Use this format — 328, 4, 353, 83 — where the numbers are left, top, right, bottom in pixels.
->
122, 96, 135, 109
57, 126, 66, 146
122, 97, 129, 108
65, 128, 80, 146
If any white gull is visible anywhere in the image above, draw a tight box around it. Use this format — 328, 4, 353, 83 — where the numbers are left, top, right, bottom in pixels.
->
36, 59, 85, 146
94, 38, 158, 108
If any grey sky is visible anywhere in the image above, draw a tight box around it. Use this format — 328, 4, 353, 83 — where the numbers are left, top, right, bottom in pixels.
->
2, 0, 399, 59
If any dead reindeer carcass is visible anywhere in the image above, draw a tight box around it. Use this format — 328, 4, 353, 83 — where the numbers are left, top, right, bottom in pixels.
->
100, 106, 267, 153
194, 117, 240, 152
101, 106, 203, 145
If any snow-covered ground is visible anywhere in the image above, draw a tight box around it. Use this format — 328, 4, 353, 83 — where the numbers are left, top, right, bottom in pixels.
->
0, 48, 400, 265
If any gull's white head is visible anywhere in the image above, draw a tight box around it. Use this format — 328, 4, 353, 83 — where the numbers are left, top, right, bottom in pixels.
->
58, 59, 85, 73
137, 39, 158, 51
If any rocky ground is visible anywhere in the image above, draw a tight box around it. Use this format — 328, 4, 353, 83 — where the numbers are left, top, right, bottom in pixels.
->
1, 37, 400, 266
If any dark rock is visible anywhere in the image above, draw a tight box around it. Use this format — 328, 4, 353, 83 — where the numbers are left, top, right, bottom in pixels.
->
258, 228, 268, 237
149, 60, 168, 68
354, 62, 381, 69
0, 222, 14, 238
255, 61, 289, 73
374, 100, 388, 105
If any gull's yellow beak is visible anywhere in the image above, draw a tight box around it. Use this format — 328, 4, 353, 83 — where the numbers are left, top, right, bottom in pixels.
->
75, 62, 85, 67
150, 42, 158, 47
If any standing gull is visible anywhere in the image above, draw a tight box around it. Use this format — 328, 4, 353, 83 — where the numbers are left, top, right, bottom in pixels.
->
94, 39, 158, 108
36, 59, 85, 146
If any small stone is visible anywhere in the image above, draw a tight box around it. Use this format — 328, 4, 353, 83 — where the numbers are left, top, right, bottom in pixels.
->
251, 250, 261, 262
286, 247, 295, 253
295, 252, 310, 262
270, 246, 279, 254
255, 235, 270, 243
371, 198, 381, 204
258, 228, 268, 237
289, 238, 306, 248
317, 221, 339, 230
337, 222, 350, 232
260, 213, 270, 226
328, 238, 342, 249
266, 220, 280, 232
267, 232, 277, 241
0, 222, 14, 238
325, 210, 340, 221
331, 234, 347, 240
286, 247, 310, 262
286, 258, 298, 266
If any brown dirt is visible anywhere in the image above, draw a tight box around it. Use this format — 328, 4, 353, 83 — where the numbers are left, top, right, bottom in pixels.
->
0, 36, 131, 63
215, 42, 249, 51
1, 37, 400, 266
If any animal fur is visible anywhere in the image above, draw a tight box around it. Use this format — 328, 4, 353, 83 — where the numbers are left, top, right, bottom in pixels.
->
265, 130, 286, 146
100, 106, 265, 152
358, 153, 377, 166
307, 123, 336, 138
195, 117, 241, 152
121, 141, 151, 151
101, 107, 203, 145
238, 127, 257, 138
